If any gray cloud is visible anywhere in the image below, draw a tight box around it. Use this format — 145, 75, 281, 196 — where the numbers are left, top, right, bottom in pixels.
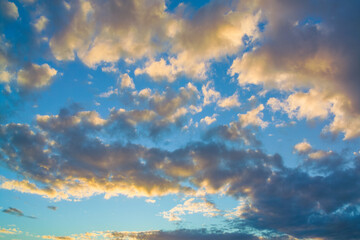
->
1, 113, 360, 238
2, 207, 36, 219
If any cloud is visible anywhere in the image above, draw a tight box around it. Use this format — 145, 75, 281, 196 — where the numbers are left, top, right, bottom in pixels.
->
217, 92, 241, 109
119, 73, 135, 89
1, 113, 360, 239
47, 0, 262, 80
135, 58, 177, 82
17, 63, 57, 88
267, 90, 332, 120
229, 0, 360, 140
294, 140, 312, 154
47, 206, 57, 211
239, 104, 268, 128
34, 16, 49, 32
40, 229, 261, 240
2, 207, 36, 219
0, 227, 21, 235
202, 81, 220, 106
161, 198, 220, 221
145, 199, 156, 204
200, 114, 217, 125
308, 150, 333, 160
0, 1, 19, 20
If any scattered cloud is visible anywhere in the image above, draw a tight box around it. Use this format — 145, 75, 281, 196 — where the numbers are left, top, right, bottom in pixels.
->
161, 198, 220, 221
294, 140, 312, 154
17, 63, 57, 89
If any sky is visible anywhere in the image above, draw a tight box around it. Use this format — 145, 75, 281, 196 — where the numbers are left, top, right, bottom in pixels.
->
0, 0, 360, 239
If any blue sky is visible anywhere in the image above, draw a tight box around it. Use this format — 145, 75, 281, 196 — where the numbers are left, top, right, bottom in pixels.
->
1, 0, 360, 239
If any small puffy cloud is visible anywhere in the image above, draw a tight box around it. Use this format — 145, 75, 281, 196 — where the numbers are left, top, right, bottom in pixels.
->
0, 70, 12, 83
308, 150, 333, 160
135, 58, 176, 82
119, 73, 135, 89
239, 104, 268, 128
202, 81, 220, 106
268, 90, 360, 140
161, 198, 220, 221
99, 87, 118, 98
17, 63, 57, 88
138, 88, 152, 98
0, 1, 19, 20
34, 16, 49, 32
294, 140, 312, 154
145, 199, 156, 204
267, 90, 332, 120
200, 114, 218, 125
217, 92, 241, 109
0, 227, 21, 235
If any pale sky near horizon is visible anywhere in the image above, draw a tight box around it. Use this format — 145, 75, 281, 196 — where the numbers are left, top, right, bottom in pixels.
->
1, 0, 360, 239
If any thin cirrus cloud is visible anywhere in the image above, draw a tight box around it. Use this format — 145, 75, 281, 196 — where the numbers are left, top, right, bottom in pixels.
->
0, 0, 360, 240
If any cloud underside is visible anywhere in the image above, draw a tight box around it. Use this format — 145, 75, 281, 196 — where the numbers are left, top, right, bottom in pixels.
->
1, 111, 360, 239
40, 229, 263, 240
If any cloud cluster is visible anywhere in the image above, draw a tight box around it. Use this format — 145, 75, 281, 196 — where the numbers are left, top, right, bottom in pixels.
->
161, 198, 220, 221
47, 0, 262, 80
40, 229, 262, 240
1, 108, 360, 239
229, 0, 360, 139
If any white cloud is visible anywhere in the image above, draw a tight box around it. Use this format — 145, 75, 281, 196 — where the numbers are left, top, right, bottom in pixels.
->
119, 73, 135, 89
1, 1, 19, 20
161, 198, 220, 221
239, 104, 268, 128
34, 16, 49, 32
217, 92, 241, 109
308, 150, 332, 160
135, 58, 176, 82
294, 140, 312, 154
202, 81, 220, 106
17, 63, 57, 88
200, 114, 218, 125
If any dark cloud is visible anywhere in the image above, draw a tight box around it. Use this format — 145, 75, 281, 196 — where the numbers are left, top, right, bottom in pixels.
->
109, 229, 261, 240
2, 207, 36, 219
1, 106, 360, 238
47, 206, 57, 211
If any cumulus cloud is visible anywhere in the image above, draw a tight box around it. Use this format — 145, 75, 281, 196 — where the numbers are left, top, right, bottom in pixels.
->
1, 114, 360, 239
47, 206, 57, 211
161, 198, 220, 221
47, 0, 262, 80
239, 104, 268, 128
202, 81, 220, 106
17, 63, 57, 88
135, 58, 177, 82
229, 0, 360, 140
200, 114, 217, 125
119, 73, 135, 89
294, 140, 312, 154
0, 1, 19, 20
34, 16, 49, 32
217, 92, 241, 109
